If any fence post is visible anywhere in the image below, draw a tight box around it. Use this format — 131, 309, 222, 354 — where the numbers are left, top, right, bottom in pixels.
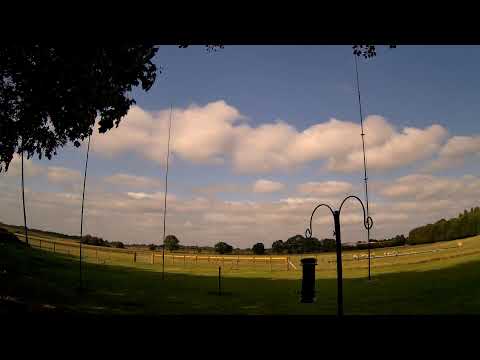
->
270, 256, 272, 272
218, 266, 222, 296
196, 255, 198, 264
39, 239, 42, 249
222, 256, 225, 267
237, 255, 239, 265
184, 255, 186, 267
208, 256, 210, 263
286, 257, 290, 271
53, 242, 56, 253
133, 252, 137, 263
152, 252, 155, 264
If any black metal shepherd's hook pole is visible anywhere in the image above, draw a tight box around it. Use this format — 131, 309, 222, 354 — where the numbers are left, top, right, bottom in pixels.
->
305, 195, 373, 317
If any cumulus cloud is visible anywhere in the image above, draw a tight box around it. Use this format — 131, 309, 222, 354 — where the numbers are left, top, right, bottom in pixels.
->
47, 166, 82, 185
104, 173, 163, 189
92, 101, 244, 165
424, 135, 480, 172
327, 124, 448, 172
89, 102, 451, 174
2, 171, 480, 247
191, 183, 246, 196
126, 191, 176, 203
297, 180, 353, 196
379, 174, 480, 201
3, 154, 45, 178
252, 179, 285, 193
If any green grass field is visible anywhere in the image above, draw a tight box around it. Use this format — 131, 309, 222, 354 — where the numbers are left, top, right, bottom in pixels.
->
2, 231, 480, 315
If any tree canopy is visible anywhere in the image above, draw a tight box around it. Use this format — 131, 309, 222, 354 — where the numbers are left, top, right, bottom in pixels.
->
164, 235, 180, 251
408, 207, 480, 245
214, 241, 233, 254
0, 45, 160, 172
353, 45, 397, 58
252, 242, 265, 255
0, 44, 223, 173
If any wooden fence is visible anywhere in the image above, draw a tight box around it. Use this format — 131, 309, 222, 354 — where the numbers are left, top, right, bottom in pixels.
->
14, 233, 292, 271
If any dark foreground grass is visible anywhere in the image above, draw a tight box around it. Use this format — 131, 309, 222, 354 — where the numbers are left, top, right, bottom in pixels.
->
1, 240, 480, 316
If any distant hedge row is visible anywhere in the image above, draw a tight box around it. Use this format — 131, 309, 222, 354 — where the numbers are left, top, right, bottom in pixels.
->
408, 207, 480, 245
82, 234, 125, 248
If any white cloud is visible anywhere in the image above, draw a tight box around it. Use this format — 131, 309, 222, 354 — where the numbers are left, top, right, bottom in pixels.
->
297, 180, 353, 196
327, 124, 448, 172
192, 183, 246, 196
439, 136, 480, 158
92, 101, 244, 166
47, 166, 82, 185
252, 179, 285, 193
2, 172, 480, 247
104, 173, 162, 189
379, 174, 480, 201
3, 154, 45, 178
424, 135, 480, 171
89, 102, 451, 174
126, 191, 176, 203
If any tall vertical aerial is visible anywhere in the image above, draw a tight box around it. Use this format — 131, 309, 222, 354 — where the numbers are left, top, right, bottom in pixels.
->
162, 105, 173, 280
21, 149, 28, 246
354, 54, 372, 280
79, 134, 92, 290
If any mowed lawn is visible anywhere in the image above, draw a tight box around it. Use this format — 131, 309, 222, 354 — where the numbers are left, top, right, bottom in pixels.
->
1, 236, 480, 315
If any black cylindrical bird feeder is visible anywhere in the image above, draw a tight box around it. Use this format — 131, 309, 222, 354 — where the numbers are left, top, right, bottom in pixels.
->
300, 257, 317, 303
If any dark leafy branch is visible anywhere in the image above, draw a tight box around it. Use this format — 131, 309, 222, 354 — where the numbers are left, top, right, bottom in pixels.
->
352, 45, 397, 58
0, 44, 224, 173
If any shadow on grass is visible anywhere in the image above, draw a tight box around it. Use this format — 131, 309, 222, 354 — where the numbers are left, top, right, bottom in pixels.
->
1, 240, 480, 316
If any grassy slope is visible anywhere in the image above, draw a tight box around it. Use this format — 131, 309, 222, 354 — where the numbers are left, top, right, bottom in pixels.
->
1, 236, 480, 315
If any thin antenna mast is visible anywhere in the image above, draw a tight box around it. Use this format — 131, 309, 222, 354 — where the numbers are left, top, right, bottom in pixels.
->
354, 55, 372, 280
162, 105, 173, 280
21, 147, 29, 246
80, 134, 91, 291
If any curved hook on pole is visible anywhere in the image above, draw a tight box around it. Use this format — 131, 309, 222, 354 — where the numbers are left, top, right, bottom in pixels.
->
338, 195, 373, 231
305, 203, 335, 239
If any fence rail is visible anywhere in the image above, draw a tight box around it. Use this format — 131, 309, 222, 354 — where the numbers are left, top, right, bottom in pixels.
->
14, 233, 292, 271
15, 231, 468, 271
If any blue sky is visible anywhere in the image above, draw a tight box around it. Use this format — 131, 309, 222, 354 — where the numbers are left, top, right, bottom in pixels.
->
2, 45, 480, 247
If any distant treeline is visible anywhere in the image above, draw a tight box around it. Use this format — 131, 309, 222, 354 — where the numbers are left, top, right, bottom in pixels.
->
0, 222, 80, 241
2, 206, 480, 253
269, 234, 407, 254
407, 207, 480, 245
82, 234, 125, 249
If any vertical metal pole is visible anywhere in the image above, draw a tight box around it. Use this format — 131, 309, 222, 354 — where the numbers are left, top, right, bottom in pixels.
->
368, 240, 371, 280
218, 266, 221, 296
21, 151, 29, 246
162, 105, 173, 280
333, 210, 344, 317
354, 55, 372, 280
79, 134, 91, 292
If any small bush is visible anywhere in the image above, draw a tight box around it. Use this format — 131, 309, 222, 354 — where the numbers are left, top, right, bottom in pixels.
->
0, 228, 21, 245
